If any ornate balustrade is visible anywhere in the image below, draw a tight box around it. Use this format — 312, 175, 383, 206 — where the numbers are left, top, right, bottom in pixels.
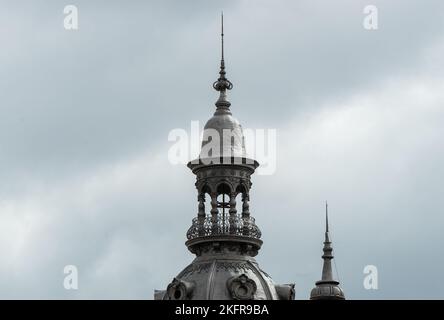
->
186, 215, 262, 240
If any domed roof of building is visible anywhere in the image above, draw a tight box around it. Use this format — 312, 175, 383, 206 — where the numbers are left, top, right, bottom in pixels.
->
310, 280, 345, 300
200, 111, 246, 158
168, 256, 277, 300
157, 241, 295, 300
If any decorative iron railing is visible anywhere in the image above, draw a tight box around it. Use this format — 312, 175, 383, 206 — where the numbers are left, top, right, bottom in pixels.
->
186, 215, 262, 240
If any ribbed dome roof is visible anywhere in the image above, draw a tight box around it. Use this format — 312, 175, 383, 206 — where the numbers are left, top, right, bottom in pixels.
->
158, 243, 294, 301
171, 256, 278, 300
200, 112, 246, 158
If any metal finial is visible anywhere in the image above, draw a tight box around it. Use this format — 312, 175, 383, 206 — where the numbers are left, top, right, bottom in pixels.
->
326, 201, 329, 233
213, 12, 233, 94
221, 11, 224, 62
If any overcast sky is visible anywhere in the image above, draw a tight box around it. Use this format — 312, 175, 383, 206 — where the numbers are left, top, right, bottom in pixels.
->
1, 0, 444, 299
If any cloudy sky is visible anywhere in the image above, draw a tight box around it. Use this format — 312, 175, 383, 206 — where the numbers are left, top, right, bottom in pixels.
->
1, 0, 443, 299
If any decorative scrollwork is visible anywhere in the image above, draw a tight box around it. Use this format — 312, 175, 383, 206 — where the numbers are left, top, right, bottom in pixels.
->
213, 78, 233, 91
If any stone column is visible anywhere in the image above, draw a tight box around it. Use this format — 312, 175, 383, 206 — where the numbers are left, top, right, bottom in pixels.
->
197, 194, 206, 236
242, 193, 250, 236
229, 192, 237, 234
241, 193, 250, 218
210, 192, 219, 234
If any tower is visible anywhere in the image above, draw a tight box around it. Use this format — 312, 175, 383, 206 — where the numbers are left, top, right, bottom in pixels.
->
155, 14, 295, 300
310, 203, 345, 300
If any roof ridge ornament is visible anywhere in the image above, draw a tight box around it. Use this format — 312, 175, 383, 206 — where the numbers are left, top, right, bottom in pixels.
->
213, 12, 233, 113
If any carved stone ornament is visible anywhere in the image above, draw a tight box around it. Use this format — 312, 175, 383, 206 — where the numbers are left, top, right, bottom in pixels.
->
227, 274, 257, 300
166, 278, 195, 300
275, 283, 296, 300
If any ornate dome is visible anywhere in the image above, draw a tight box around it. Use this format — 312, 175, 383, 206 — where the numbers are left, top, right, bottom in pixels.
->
310, 280, 345, 300
158, 242, 294, 300
200, 112, 246, 159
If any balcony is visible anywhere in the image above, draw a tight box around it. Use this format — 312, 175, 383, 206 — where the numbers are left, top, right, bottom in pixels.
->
186, 215, 262, 240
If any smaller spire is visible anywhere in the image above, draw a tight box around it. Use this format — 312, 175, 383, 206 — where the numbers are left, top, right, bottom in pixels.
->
310, 203, 345, 300
325, 201, 331, 243
213, 12, 233, 114
321, 202, 333, 281
325, 201, 329, 234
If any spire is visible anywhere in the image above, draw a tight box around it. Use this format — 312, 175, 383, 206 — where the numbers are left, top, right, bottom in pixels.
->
221, 11, 225, 62
213, 12, 233, 113
325, 201, 329, 236
310, 202, 345, 300
321, 201, 333, 281
324, 201, 331, 244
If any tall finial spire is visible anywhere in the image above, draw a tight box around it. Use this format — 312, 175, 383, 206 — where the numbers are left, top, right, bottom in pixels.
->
213, 12, 233, 113
221, 11, 224, 62
310, 203, 345, 300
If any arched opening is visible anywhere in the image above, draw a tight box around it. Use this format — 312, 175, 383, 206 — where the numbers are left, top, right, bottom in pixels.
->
200, 185, 211, 217
235, 184, 247, 217
216, 183, 231, 233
